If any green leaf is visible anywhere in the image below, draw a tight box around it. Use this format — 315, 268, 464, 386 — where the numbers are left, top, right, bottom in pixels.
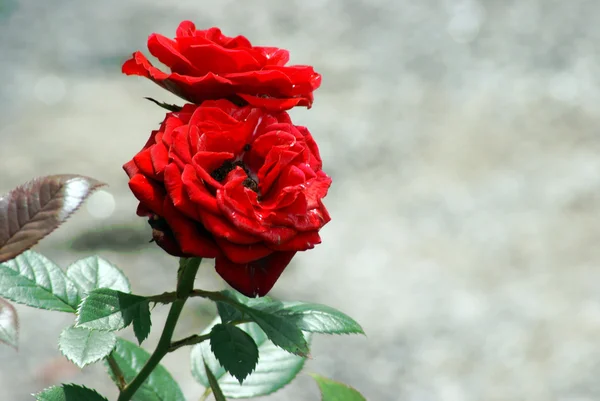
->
76, 289, 151, 344
35, 384, 108, 401
216, 300, 242, 324
275, 303, 364, 335
66, 255, 130, 306
0, 298, 18, 349
216, 290, 279, 323
246, 309, 308, 357
0, 251, 78, 312
310, 374, 366, 401
204, 360, 227, 401
215, 290, 308, 356
131, 305, 152, 344
144, 97, 183, 112
210, 324, 259, 384
217, 291, 364, 336
192, 318, 310, 398
58, 326, 116, 368
107, 337, 185, 401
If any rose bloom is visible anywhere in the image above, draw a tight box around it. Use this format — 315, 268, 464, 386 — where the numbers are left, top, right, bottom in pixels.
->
123, 100, 331, 297
122, 21, 321, 111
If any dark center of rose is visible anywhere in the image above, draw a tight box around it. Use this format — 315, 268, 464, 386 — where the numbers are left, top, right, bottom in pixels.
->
148, 214, 173, 243
210, 158, 258, 192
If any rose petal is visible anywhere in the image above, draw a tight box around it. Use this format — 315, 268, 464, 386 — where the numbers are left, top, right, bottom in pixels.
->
214, 237, 272, 264
200, 212, 260, 245
215, 251, 296, 297
181, 164, 220, 214
161, 199, 221, 258
123, 159, 139, 177
267, 230, 321, 251
129, 174, 166, 215
133, 148, 156, 177
164, 163, 200, 220
238, 94, 309, 111
148, 33, 201, 76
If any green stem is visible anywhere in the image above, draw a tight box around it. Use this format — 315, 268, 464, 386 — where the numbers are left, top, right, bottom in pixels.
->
199, 387, 212, 401
168, 333, 210, 352
117, 258, 201, 401
106, 353, 126, 390
168, 317, 250, 352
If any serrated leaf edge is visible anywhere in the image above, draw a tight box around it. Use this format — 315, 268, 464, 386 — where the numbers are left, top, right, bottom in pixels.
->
58, 326, 117, 368
210, 324, 259, 384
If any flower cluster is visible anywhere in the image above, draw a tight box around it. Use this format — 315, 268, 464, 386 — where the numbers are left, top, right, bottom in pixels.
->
123, 21, 330, 296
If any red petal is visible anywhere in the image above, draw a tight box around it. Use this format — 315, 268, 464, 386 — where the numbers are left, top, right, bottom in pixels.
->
123, 159, 139, 177
128, 174, 166, 215
181, 165, 220, 214
182, 44, 262, 76
161, 199, 221, 258
192, 151, 234, 173
215, 251, 296, 297
257, 148, 299, 195
148, 33, 201, 76
253, 47, 290, 66
214, 237, 272, 264
200, 212, 260, 245
150, 140, 169, 177
238, 94, 308, 111
217, 189, 265, 237
176, 20, 197, 37
133, 148, 156, 177
268, 230, 321, 251
304, 171, 332, 209
164, 163, 199, 219
170, 125, 194, 164
122, 51, 169, 81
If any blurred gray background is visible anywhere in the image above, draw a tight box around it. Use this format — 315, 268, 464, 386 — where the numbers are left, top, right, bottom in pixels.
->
1, 0, 600, 400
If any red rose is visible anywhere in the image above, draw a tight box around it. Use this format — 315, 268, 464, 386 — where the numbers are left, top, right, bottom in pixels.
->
122, 21, 321, 111
123, 100, 331, 297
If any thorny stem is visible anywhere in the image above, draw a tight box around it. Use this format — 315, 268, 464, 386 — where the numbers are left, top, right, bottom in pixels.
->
106, 353, 126, 390
116, 258, 201, 401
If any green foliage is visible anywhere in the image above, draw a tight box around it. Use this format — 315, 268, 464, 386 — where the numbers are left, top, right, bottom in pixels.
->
275, 302, 364, 335
215, 290, 363, 356
192, 318, 310, 398
108, 338, 185, 401
0, 298, 18, 348
245, 308, 309, 357
216, 291, 278, 323
0, 251, 366, 401
216, 291, 308, 356
66, 256, 130, 306
35, 384, 108, 401
0, 251, 78, 312
58, 326, 116, 368
76, 289, 151, 344
310, 374, 366, 401
210, 324, 259, 384
203, 360, 227, 401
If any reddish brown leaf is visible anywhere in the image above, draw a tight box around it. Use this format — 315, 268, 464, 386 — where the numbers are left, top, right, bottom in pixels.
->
0, 298, 18, 349
0, 175, 105, 263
